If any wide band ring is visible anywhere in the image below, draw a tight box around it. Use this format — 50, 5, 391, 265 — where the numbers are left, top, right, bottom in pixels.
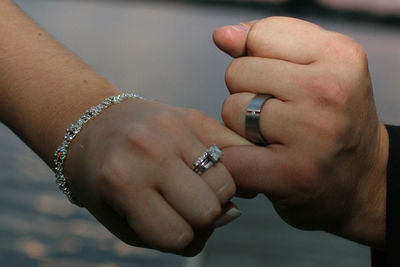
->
246, 94, 274, 145
192, 144, 224, 175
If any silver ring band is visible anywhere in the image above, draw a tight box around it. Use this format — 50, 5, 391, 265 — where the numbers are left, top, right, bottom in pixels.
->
192, 144, 224, 175
246, 94, 274, 145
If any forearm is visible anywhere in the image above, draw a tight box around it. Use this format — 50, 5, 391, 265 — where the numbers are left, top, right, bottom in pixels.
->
0, 0, 120, 166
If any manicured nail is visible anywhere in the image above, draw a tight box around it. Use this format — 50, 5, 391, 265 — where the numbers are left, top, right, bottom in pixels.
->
213, 207, 241, 228
231, 23, 249, 32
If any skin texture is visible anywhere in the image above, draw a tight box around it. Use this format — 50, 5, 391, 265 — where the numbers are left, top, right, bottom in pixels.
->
0, 0, 251, 256
213, 17, 388, 250
0, 0, 388, 255
64, 99, 250, 255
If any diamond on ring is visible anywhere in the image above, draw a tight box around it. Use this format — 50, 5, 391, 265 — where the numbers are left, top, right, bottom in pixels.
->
192, 144, 224, 175
207, 144, 223, 162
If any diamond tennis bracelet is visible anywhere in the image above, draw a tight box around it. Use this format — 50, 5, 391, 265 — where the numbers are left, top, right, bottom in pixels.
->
53, 93, 144, 207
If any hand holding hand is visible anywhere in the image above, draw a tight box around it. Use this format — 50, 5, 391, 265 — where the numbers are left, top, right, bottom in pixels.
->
214, 17, 388, 249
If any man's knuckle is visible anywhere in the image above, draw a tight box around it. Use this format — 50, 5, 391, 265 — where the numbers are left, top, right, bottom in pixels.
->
247, 19, 270, 55
300, 113, 343, 147
306, 74, 349, 108
325, 33, 368, 66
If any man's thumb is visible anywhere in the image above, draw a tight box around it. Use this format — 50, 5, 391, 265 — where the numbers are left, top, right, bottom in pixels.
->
212, 21, 257, 58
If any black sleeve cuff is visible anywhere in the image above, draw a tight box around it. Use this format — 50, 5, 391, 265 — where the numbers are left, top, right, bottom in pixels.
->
372, 125, 400, 267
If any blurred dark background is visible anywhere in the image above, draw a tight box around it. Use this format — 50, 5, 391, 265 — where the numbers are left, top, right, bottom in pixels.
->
1, 0, 399, 266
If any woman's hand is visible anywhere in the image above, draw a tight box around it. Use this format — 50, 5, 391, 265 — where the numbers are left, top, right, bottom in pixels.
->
0, 0, 251, 255
214, 17, 388, 249
64, 98, 250, 256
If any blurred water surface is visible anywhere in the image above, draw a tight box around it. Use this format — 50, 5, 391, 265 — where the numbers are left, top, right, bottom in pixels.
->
1, 0, 400, 266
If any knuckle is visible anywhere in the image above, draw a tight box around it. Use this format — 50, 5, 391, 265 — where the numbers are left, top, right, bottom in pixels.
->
349, 42, 368, 67
247, 17, 278, 43
305, 74, 350, 109
125, 123, 151, 145
170, 230, 194, 251
325, 33, 368, 67
182, 108, 211, 134
300, 114, 346, 147
246, 19, 269, 55
197, 204, 221, 227
247, 17, 323, 55
218, 181, 236, 203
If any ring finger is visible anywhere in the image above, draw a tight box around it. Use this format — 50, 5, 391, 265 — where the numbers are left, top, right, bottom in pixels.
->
182, 142, 236, 205
222, 92, 299, 145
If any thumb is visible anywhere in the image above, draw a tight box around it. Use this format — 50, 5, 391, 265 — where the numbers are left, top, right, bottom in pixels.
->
213, 21, 258, 58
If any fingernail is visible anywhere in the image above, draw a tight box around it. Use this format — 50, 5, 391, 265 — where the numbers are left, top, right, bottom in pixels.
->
213, 207, 241, 228
231, 23, 249, 32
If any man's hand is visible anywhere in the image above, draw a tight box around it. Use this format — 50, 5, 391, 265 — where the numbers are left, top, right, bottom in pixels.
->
214, 17, 388, 249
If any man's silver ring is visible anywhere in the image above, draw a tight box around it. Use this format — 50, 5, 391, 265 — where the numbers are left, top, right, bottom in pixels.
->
246, 94, 274, 145
192, 144, 224, 175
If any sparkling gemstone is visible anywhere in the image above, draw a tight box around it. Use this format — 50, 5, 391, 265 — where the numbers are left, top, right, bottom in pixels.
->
77, 119, 85, 126
207, 144, 224, 162
82, 114, 91, 121
56, 174, 66, 186
98, 103, 106, 109
59, 185, 68, 192
55, 147, 67, 159
62, 140, 69, 147
55, 165, 62, 172
85, 109, 93, 116
89, 106, 100, 115
68, 124, 80, 135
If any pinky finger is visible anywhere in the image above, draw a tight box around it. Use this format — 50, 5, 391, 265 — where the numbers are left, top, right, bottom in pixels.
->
122, 190, 195, 252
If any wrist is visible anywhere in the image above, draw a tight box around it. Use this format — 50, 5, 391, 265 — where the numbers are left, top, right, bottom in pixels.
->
43, 83, 122, 163
54, 93, 144, 206
0, 0, 121, 167
337, 122, 388, 249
